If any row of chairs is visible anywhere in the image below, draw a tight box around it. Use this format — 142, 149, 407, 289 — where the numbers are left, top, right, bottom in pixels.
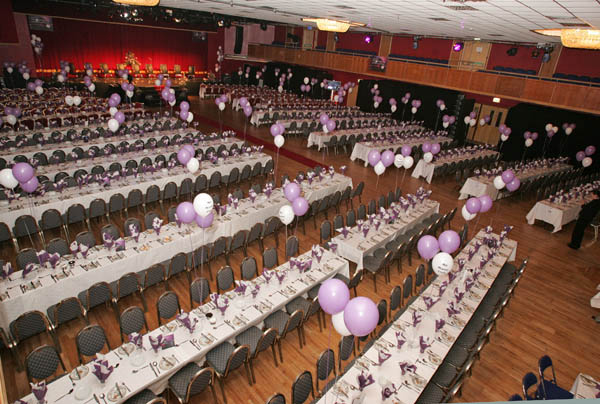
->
519, 355, 574, 400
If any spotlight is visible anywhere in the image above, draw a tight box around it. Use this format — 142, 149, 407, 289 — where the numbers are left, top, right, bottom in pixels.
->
453, 42, 464, 52
542, 52, 551, 63
412, 36, 420, 50
217, 19, 224, 27
364, 35, 372, 44
260, 22, 267, 31
506, 47, 518, 56
334, 33, 339, 42
531, 49, 540, 57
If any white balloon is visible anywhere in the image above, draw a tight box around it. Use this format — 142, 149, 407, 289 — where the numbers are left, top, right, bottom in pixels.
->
186, 112, 194, 123
493, 175, 505, 190
6, 67, 13, 74
500, 134, 509, 142
6, 115, 16, 126
126, 90, 134, 98
86, 69, 93, 77
432, 252, 454, 275
303, 77, 309, 84
244, 73, 249, 78
35, 86, 43, 95
349, 87, 353, 93
169, 88, 175, 94
373, 84, 378, 89
65, 95, 74, 106
218, 102, 225, 111
442, 122, 449, 128
525, 138, 533, 147
461, 205, 476, 221
411, 107, 417, 114
274, 134, 285, 148
323, 125, 329, 134
23, 72, 30, 80
479, 119, 486, 126
469, 119, 476, 127
403, 156, 414, 169
0, 168, 18, 189
193, 193, 214, 217
278, 205, 294, 225
320, 82, 324, 88
423, 152, 433, 163
109, 107, 117, 116
545, 123, 552, 132
278, 86, 283, 93
334, 95, 339, 102
332, 311, 351, 336
391, 105, 397, 113
64, 66, 70, 73
57, 74, 65, 83
108, 118, 119, 132
374, 102, 380, 108
169, 100, 176, 106
73, 96, 81, 106
154, 79, 161, 86
464, 116, 471, 124
565, 127, 573, 135
374, 161, 385, 176
582, 157, 593, 168
88, 83, 95, 92
552, 126, 558, 133
186, 157, 200, 173
394, 154, 404, 168
289, 73, 293, 78
440, 104, 446, 111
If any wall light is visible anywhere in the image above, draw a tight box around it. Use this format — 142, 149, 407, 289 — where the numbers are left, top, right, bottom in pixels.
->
453, 42, 464, 52
364, 35, 372, 44
492, 97, 501, 103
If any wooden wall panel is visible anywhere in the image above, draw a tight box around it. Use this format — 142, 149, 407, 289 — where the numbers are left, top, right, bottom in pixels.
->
522, 80, 556, 102
494, 76, 526, 98
469, 71, 498, 94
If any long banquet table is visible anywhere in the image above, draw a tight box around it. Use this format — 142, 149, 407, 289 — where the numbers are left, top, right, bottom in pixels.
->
317, 229, 517, 404
17, 248, 349, 403
525, 193, 596, 233
0, 173, 352, 330
350, 137, 452, 167
411, 150, 499, 184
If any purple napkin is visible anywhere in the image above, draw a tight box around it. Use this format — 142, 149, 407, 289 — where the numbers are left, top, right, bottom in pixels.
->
362, 225, 370, 238
438, 280, 448, 297
448, 271, 457, 283
340, 227, 350, 238
22, 263, 36, 278
129, 224, 140, 243
149, 335, 163, 352
454, 287, 465, 302
103, 233, 114, 250
30, 381, 47, 401
340, 165, 347, 175
412, 310, 422, 327
128, 332, 143, 349
251, 284, 260, 299
311, 245, 323, 262
210, 293, 229, 315
377, 349, 391, 365
275, 270, 286, 285
435, 319, 446, 332
1, 262, 14, 280
234, 281, 247, 295
373, 220, 381, 231
381, 384, 398, 400
48, 253, 60, 269
80, 244, 89, 259
447, 301, 461, 317
36, 250, 48, 266
91, 358, 113, 383
152, 217, 163, 236
457, 258, 466, 271
357, 220, 364, 232
219, 205, 228, 216
262, 269, 273, 283
357, 371, 375, 391
114, 238, 125, 251
423, 296, 439, 309
419, 336, 432, 353
177, 311, 198, 333
398, 362, 416, 375
395, 332, 406, 349
327, 241, 337, 253
174, 213, 182, 228
465, 277, 474, 291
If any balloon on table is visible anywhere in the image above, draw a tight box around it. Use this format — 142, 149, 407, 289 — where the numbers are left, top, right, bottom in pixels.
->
176, 202, 196, 223
423, 152, 433, 163
180, 110, 189, 121
177, 148, 192, 165
108, 118, 119, 133
403, 156, 414, 169
243, 105, 253, 117
73, 96, 81, 106
195, 212, 214, 228
478, 195, 493, 213
278, 205, 295, 225
432, 252, 454, 275
186, 157, 199, 174
332, 311, 351, 336
465, 197, 481, 214
21, 176, 39, 193
493, 176, 505, 190
367, 150, 381, 167
585, 146, 596, 156
343, 297, 378, 337
109, 107, 117, 116
186, 112, 194, 123
239, 97, 248, 107
422, 142, 432, 153
326, 120, 336, 132
114, 111, 125, 125
374, 161, 385, 176
193, 193, 214, 217
438, 230, 460, 254
318, 279, 350, 315
431, 143, 441, 154
394, 154, 404, 168
381, 150, 395, 168
292, 197, 309, 216
461, 205, 476, 221
0, 168, 18, 189
401, 145, 412, 157
218, 102, 225, 111
35, 86, 43, 95
284, 183, 301, 202
417, 235, 440, 260
274, 135, 285, 148
506, 178, 520, 192
12, 162, 35, 183
582, 157, 593, 168
575, 151, 585, 161
182, 145, 195, 156
501, 170, 515, 184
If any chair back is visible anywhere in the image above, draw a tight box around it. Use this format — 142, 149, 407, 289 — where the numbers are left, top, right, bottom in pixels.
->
190, 277, 210, 307
241, 257, 258, 280
25, 345, 65, 382
76, 324, 110, 363
119, 306, 147, 338
224, 345, 250, 376
522, 372, 538, 400
157, 291, 180, 324
291, 370, 314, 404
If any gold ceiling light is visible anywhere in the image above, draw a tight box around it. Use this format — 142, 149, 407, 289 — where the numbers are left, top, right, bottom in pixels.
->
301, 18, 365, 33
535, 28, 600, 49
113, 0, 159, 6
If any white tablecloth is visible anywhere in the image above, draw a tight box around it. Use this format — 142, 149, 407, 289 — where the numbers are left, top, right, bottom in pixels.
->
333, 199, 440, 269
0, 153, 272, 228
318, 230, 517, 404
411, 150, 499, 184
18, 249, 349, 404
350, 137, 452, 167
570, 374, 600, 399
459, 164, 572, 200
525, 197, 592, 233
591, 285, 600, 309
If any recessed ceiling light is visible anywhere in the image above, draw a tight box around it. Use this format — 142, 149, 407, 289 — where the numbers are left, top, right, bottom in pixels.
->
474, 37, 481, 41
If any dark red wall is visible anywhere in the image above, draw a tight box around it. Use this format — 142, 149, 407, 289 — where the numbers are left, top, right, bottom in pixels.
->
33, 18, 209, 71
316, 30, 327, 49
274, 26, 286, 44
0, 13, 35, 71
555, 47, 600, 77
336, 32, 379, 53
390, 37, 452, 60
486, 43, 542, 71
464, 92, 519, 109
0, 0, 19, 44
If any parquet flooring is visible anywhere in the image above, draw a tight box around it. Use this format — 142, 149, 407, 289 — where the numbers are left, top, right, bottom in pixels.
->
1, 97, 598, 403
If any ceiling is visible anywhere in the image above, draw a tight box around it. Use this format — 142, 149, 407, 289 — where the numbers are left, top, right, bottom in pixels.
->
159, 0, 600, 43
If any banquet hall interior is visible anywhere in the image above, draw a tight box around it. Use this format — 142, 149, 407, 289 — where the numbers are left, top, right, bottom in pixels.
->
0, 0, 599, 403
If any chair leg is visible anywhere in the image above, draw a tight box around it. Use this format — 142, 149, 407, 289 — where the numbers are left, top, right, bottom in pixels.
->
372, 273, 377, 292
218, 377, 227, 404
271, 344, 278, 367
249, 359, 256, 384
244, 360, 253, 385
278, 339, 284, 363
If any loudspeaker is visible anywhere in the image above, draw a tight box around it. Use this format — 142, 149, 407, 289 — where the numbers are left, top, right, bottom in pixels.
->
234, 26, 244, 54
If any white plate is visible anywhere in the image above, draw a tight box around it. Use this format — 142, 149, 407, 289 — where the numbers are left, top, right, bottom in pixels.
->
74, 385, 91, 401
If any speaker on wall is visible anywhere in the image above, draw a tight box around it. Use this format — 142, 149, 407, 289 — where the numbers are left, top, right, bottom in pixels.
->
234, 26, 244, 54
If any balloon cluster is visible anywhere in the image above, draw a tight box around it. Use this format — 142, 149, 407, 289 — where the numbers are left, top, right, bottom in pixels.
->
179, 101, 193, 123
3, 61, 16, 74
410, 99, 421, 115
401, 92, 411, 104
270, 123, 285, 148
239, 97, 253, 118
83, 74, 95, 93
160, 79, 176, 106
30, 34, 43, 56
479, 115, 491, 126
215, 46, 224, 73
417, 230, 461, 275
464, 112, 477, 127
177, 144, 199, 173
319, 113, 336, 134
436, 99, 446, 111
320, 278, 379, 338
300, 77, 311, 93
0, 162, 39, 194
576, 146, 595, 168
3, 106, 21, 126
214, 94, 226, 112
175, 193, 215, 229
334, 83, 348, 103
84, 63, 93, 77
523, 131, 538, 148
107, 93, 123, 133
120, 81, 135, 99
279, 182, 309, 225
393, 145, 415, 170
367, 149, 394, 176
389, 98, 397, 113
277, 72, 287, 93
116, 69, 129, 80
493, 169, 520, 193
255, 71, 262, 81
562, 122, 576, 136
422, 142, 441, 163
544, 123, 559, 139
462, 194, 493, 221
498, 124, 512, 142
64, 95, 82, 107
441, 115, 456, 129
17, 62, 32, 81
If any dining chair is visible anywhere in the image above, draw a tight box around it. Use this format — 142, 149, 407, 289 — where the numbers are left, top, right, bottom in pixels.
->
190, 277, 210, 308
241, 256, 258, 281
119, 306, 148, 342
157, 291, 181, 325
264, 309, 304, 363
291, 370, 315, 404
167, 365, 219, 403
206, 343, 252, 404
76, 324, 111, 364
315, 349, 336, 396
46, 296, 88, 330
265, 393, 286, 404
25, 345, 66, 383
338, 335, 355, 372
216, 265, 235, 294
235, 327, 278, 383
262, 247, 278, 270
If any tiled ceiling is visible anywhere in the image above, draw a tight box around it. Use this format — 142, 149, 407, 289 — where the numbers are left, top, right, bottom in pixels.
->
159, 0, 600, 43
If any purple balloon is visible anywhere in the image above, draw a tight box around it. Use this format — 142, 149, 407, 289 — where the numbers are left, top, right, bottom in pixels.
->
239, 97, 248, 107
585, 145, 596, 156
367, 150, 381, 167
506, 178, 520, 192
157, 74, 164, 81
438, 230, 461, 254
343, 297, 379, 337
127, 83, 134, 92
547, 130, 555, 138
449, 116, 456, 124
417, 235, 440, 260
381, 150, 395, 168
108, 98, 119, 108
504, 127, 512, 136
180, 101, 190, 111
168, 93, 176, 103
576, 151, 585, 161
319, 113, 330, 125
165, 79, 172, 87
114, 111, 125, 124
195, 212, 214, 228
422, 142, 432, 153
284, 182, 301, 202
469, 112, 476, 119
401, 145, 412, 157
161, 89, 170, 100
501, 170, 515, 184
318, 279, 350, 315
499, 124, 507, 133
466, 197, 482, 214
243, 105, 253, 117
442, 115, 449, 123
270, 124, 281, 137
20, 176, 39, 193
27, 82, 36, 91
176, 202, 196, 223
277, 123, 285, 136
177, 148, 192, 165
431, 143, 441, 154
121, 82, 128, 91
531, 132, 538, 140
34, 79, 42, 87
305, 85, 311, 92
12, 162, 34, 183
180, 110, 189, 121
110, 93, 121, 104
326, 120, 336, 132
292, 197, 309, 216
300, 84, 306, 92
478, 195, 493, 213
182, 145, 195, 156
524, 131, 531, 139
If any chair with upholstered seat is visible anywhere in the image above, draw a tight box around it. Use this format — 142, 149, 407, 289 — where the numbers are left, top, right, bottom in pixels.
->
157, 291, 181, 325
206, 343, 252, 404
235, 327, 278, 383
190, 277, 210, 308
167, 364, 219, 403
76, 324, 111, 364
291, 370, 315, 404
241, 256, 258, 280
119, 306, 148, 342
25, 345, 66, 383
538, 355, 573, 399
264, 309, 304, 363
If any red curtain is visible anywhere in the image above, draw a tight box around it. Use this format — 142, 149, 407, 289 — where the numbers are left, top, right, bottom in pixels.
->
0, 1, 19, 44
390, 37, 452, 59
33, 18, 208, 71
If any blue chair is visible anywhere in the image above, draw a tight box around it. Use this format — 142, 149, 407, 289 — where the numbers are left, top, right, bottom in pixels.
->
537, 355, 574, 399
509, 394, 523, 401
523, 372, 539, 400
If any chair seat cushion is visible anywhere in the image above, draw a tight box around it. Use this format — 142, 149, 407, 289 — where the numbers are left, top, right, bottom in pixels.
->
124, 389, 158, 404
308, 285, 320, 299
334, 273, 350, 284
168, 362, 202, 399
363, 256, 384, 273
431, 362, 459, 387
206, 342, 235, 374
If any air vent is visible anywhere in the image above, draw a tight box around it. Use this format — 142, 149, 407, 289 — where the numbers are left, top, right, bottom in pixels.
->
560, 22, 591, 27
488, 34, 504, 37
334, 5, 355, 9
444, 5, 478, 11
430, 17, 450, 21
258, 6, 276, 10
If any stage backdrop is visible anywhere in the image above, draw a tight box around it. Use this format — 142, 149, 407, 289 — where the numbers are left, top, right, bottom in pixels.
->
32, 17, 209, 71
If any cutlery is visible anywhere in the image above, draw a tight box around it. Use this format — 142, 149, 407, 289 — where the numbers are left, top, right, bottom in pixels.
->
121, 382, 131, 393
55, 388, 74, 401
93, 393, 100, 404
114, 350, 122, 360
171, 354, 180, 364
132, 364, 150, 373
149, 362, 158, 377
99, 393, 108, 404
115, 382, 122, 398
224, 319, 235, 330
153, 361, 160, 374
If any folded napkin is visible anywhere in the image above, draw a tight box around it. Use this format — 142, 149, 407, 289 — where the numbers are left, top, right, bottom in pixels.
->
91, 357, 114, 383
362, 225, 370, 238
454, 287, 465, 302
395, 332, 406, 349
423, 296, 439, 310
357, 371, 375, 391
356, 220, 364, 232
328, 241, 338, 253
311, 245, 323, 262
457, 258, 466, 272
48, 252, 60, 269
262, 269, 273, 283
248, 189, 257, 203
79, 244, 89, 259
152, 217, 163, 236
299, 259, 312, 273
128, 332, 143, 349
129, 224, 140, 243
275, 270, 287, 284
103, 232, 114, 250
1, 262, 14, 280
465, 277, 474, 291
22, 263, 36, 278
174, 213, 182, 228
339, 226, 350, 238
398, 362, 416, 375
234, 281, 247, 295
340, 165, 347, 175
438, 280, 448, 297
177, 310, 198, 333
210, 293, 229, 315
412, 310, 422, 327
377, 349, 391, 365
447, 301, 461, 317
448, 271, 457, 283
70, 241, 79, 255
251, 284, 260, 299
30, 381, 47, 401
381, 383, 398, 400
435, 318, 446, 332
419, 336, 432, 353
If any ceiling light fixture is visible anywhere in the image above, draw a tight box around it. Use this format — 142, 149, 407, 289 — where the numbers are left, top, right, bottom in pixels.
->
535, 28, 600, 49
113, 0, 159, 6
301, 18, 365, 33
